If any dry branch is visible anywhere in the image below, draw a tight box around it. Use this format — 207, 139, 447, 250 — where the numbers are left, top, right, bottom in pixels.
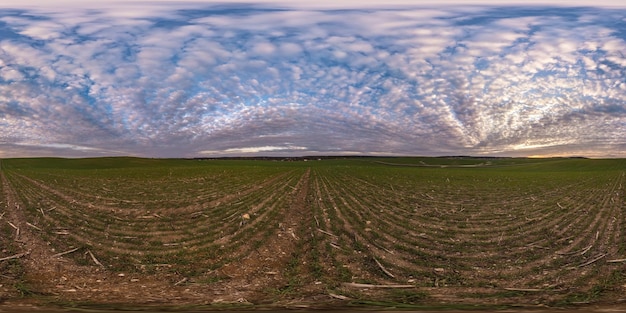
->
556, 244, 592, 256
7, 221, 17, 230
330, 242, 342, 250
580, 245, 593, 255
329, 293, 351, 300
578, 253, 606, 268
26, 222, 42, 231
607, 258, 626, 263
373, 243, 394, 254
87, 250, 104, 267
314, 215, 319, 227
0, 212, 5, 220
373, 257, 395, 278
342, 282, 414, 289
14, 227, 20, 241
0, 251, 30, 261
52, 247, 81, 258
317, 228, 338, 238
174, 277, 188, 286
504, 288, 544, 292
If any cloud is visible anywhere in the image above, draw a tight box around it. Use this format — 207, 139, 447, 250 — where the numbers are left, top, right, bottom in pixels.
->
0, 2, 624, 158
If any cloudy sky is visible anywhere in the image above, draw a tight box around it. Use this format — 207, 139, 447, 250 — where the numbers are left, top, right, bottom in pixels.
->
0, 1, 624, 158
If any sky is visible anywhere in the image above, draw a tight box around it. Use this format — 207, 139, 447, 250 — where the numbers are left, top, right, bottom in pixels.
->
0, 1, 625, 158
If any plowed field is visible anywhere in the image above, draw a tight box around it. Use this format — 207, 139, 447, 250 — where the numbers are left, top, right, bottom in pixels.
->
0, 157, 624, 311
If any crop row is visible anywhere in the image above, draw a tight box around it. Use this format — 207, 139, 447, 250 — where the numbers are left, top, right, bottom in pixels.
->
306, 163, 625, 303
4, 163, 307, 277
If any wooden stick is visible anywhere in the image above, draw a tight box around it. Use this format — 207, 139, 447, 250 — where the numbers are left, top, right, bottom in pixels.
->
580, 245, 593, 255
87, 250, 104, 267
14, 227, 20, 241
26, 222, 42, 231
52, 247, 80, 258
329, 293, 351, 300
39, 208, 45, 216
0, 251, 30, 262
607, 258, 626, 263
314, 216, 320, 227
7, 221, 17, 230
174, 277, 188, 286
0, 212, 5, 220
317, 228, 338, 238
342, 282, 414, 289
373, 257, 395, 278
578, 253, 606, 268
504, 288, 543, 292
330, 242, 342, 250
556, 244, 592, 256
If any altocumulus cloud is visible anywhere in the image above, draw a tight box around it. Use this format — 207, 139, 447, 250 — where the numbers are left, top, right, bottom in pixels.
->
0, 1, 625, 158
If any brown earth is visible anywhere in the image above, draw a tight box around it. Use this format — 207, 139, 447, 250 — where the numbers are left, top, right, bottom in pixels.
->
1, 165, 625, 312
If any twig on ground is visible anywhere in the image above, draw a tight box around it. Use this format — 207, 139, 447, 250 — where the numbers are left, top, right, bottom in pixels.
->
0, 251, 30, 262
342, 282, 414, 289
556, 244, 592, 256
174, 277, 188, 286
504, 288, 544, 292
329, 293, 351, 300
26, 222, 42, 231
373, 257, 395, 278
87, 250, 104, 267
317, 228, 338, 237
52, 247, 81, 258
607, 258, 626, 263
580, 245, 593, 255
578, 253, 606, 268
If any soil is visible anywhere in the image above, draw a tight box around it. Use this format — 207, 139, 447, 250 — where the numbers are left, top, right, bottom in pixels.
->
1, 164, 625, 312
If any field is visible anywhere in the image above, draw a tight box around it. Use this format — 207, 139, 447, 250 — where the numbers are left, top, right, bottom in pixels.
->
0, 157, 625, 310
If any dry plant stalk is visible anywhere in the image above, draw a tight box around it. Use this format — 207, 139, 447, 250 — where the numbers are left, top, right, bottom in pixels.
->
328, 293, 351, 300
317, 228, 337, 237
87, 250, 104, 267
0, 251, 30, 261
26, 222, 42, 231
578, 253, 606, 267
342, 282, 414, 289
373, 257, 395, 278
504, 287, 543, 292
52, 247, 81, 258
